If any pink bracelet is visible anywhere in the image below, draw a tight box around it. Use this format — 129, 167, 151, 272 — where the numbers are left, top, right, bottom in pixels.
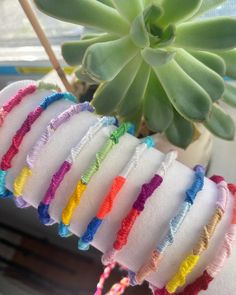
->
152, 181, 236, 295
153, 175, 229, 295
13, 102, 94, 208
0, 91, 76, 198
0, 81, 59, 127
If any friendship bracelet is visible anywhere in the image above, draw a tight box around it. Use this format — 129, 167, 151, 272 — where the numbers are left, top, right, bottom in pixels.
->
128, 165, 205, 286
0, 81, 59, 128
78, 136, 155, 251
13, 102, 94, 208
156, 182, 236, 295
94, 262, 116, 295
1, 80, 236, 295
106, 277, 130, 295
102, 150, 178, 266
206, 183, 236, 277
0, 92, 76, 198
104, 165, 204, 295
37, 116, 117, 226
105, 175, 227, 295
158, 175, 229, 294
59, 122, 134, 238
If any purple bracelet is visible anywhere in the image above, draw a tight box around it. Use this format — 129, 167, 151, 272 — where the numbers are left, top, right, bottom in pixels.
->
13, 102, 94, 208
37, 116, 116, 226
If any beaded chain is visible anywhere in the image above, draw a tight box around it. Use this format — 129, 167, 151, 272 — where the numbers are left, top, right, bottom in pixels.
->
0, 92, 76, 198
13, 102, 94, 208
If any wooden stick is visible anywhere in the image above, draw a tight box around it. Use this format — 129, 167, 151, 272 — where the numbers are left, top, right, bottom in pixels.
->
18, 0, 74, 93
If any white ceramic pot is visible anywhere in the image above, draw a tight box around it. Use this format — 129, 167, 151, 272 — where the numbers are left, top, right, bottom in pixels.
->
152, 126, 213, 168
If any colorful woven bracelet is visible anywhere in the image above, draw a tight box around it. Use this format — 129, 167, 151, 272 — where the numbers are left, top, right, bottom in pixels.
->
0, 92, 76, 198
37, 116, 117, 226
154, 175, 229, 294
94, 262, 117, 295
13, 102, 94, 209
58, 122, 134, 238
153, 181, 236, 295
106, 277, 130, 295
102, 150, 178, 266
128, 165, 205, 286
103, 183, 236, 295
0, 81, 59, 128
78, 136, 155, 251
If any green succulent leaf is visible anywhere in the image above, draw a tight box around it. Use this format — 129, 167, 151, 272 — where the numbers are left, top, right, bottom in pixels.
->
112, 0, 143, 22
81, 33, 104, 40
34, 0, 129, 35
92, 54, 142, 114
75, 66, 98, 84
83, 36, 138, 81
217, 49, 236, 79
144, 71, 173, 132
143, 0, 162, 6
35, 0, 236, 148
192, 0, 227, 18
130, 11, 150, 48
188, 50, 226, 77
143, 0, 150, 5
138, 3, 164, 46
158, 0, 202, 26
142, 47, 175, 67
62, 34, 116, 66
154, 60, 211, 121
98, 0, 114, 7
143, 3, 163, 24
175, 17, 236, 50
222, 82, 236, 108
166, 110, 194, 149
204, 104, 235, 140
175, 49, 225, 101
157, 24, 176, 47
118, 61, 151, 117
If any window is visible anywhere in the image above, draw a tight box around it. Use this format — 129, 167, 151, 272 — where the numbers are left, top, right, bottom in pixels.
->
0, 0, 235, 64
0, 0, 83, 63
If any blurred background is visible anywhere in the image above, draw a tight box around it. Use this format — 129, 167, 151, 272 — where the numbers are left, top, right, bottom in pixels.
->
0, 0, 235, 89
0, 1, 236, 294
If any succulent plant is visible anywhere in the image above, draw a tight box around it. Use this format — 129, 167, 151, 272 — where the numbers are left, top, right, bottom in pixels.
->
34, 0, 236, 148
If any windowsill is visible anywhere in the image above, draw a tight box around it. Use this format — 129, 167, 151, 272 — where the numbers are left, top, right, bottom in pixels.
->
0, 46, 62, 64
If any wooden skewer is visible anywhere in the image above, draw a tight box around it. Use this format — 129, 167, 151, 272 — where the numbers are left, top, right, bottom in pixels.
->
18, 0, 74, 94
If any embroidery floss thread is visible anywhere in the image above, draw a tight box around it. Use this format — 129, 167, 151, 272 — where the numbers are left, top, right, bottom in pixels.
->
0, 81, 59, 128
129, 165, 205, 286
94, 262, 116, 295
78, 136, 155, 251
106, 277, 130, 295
13, 102, 94, 208
154, 182, 236, 295
59, 122, 134, 238
0, 92, 76, 198
158, 175, 228, 294
37, 116, 117, 226
101, 150, 177, 267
